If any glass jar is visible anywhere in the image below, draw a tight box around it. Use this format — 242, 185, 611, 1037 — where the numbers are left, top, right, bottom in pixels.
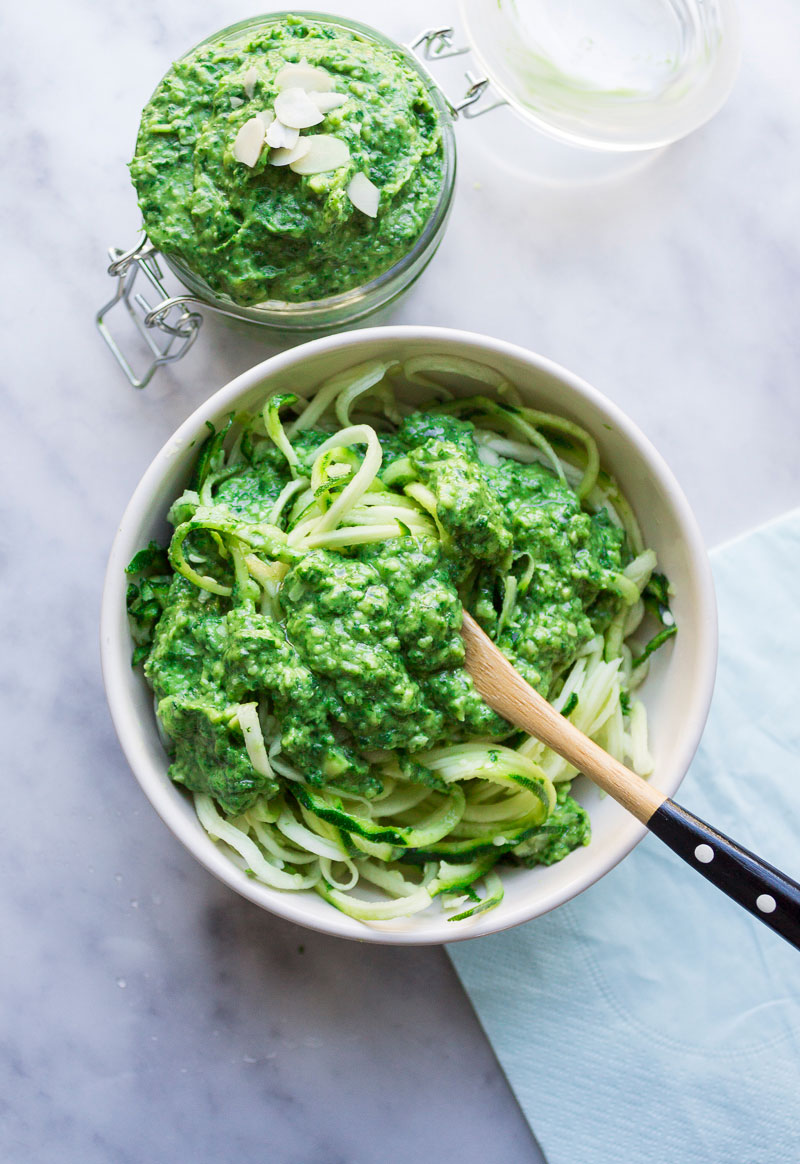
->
97, 11, 457, 387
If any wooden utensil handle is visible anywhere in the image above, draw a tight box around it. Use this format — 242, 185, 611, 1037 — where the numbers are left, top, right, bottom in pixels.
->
649, 801, 800, 949
461, 610, 800, 950
461, 611, 665, 822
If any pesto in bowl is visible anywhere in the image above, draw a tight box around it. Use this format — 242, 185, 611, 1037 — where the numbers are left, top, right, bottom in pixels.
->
123, 352, 682, 926
101, 328, 717, 943
130, 13, 448, 308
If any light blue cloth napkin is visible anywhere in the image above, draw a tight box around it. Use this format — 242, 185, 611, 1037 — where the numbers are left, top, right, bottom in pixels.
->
449, 510, 800, 1164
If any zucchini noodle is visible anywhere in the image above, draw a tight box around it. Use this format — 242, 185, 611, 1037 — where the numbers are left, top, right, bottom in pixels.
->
127, 355, 676, 926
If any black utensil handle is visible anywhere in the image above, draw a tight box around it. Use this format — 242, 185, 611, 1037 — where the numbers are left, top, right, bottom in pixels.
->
648, 800, 800, 950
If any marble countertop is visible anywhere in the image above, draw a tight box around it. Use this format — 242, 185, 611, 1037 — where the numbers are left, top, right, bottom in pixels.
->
3, 1, 799, 1160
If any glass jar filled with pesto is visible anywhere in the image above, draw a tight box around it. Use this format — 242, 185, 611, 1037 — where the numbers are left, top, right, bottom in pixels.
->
98, 12, 456, 385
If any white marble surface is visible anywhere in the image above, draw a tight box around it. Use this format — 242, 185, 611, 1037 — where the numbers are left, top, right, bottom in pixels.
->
3, 1, 800, 1161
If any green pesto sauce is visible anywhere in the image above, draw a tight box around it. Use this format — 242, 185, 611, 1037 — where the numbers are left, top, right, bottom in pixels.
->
130, 15, 445, 305
513, 783, 591, 866
132, 412, 627, 832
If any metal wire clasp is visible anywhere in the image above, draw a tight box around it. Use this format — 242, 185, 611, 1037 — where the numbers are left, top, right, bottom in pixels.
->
409, 27, 506, 118
96, 236, 203, 388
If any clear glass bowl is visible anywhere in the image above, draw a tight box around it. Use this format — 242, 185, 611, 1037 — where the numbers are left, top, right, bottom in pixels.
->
139, 12, 457, 334
459, 0, 741, 151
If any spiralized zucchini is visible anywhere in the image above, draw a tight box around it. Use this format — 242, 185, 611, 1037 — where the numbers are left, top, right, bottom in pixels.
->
129, 355, 675, 926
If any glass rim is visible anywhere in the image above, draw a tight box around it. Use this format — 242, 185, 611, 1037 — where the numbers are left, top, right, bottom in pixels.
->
456, 0, 742, 152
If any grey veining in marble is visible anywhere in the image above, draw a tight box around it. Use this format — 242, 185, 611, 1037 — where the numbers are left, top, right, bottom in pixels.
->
2, 0, 800, 1160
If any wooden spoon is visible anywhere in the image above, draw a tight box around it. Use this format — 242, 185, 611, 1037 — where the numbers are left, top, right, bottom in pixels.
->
461, 610, 800, 950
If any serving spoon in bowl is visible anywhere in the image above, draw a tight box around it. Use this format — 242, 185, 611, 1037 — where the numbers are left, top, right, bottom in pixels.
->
461, 611, 800, 950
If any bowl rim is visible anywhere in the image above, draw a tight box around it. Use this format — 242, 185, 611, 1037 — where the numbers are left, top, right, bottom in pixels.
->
100, 325, 718, 944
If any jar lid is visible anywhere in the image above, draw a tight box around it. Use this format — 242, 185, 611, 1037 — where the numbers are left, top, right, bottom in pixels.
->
456, 0, 741, 151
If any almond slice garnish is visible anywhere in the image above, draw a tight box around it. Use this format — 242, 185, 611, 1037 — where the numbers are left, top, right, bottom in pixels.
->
265, 118, 300, 150
347, 172, 380, 217
269, 139, 312, 167
243, 66, 258, 100
274, 87, 325, 130
233, 117, 266, 167
310, 91, 349, 114
289, 134, 350, 175
275, 60, 333, 92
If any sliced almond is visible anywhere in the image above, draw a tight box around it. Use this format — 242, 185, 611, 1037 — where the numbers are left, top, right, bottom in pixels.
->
233, 117, 266, 168
270, 139, 311, 167
243, 66, 258, 100
310, 91, 349, 114
230, 95, 244, 109
289, 134, 350, 175
265, 118, 300, 150
347, 172, 380, 217
274, 86, 325, 130
256, 109, 275, 130
275, 60, 333, 92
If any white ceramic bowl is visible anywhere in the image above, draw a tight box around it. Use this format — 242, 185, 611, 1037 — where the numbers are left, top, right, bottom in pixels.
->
101, 326, 717, 944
